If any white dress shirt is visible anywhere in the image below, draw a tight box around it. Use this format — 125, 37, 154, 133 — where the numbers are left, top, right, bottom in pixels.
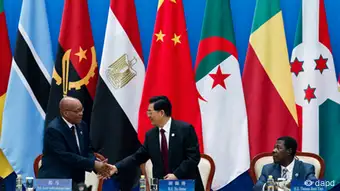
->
158, 117, 171, 150
281, 159, 295, 182
62, 117, 81, 152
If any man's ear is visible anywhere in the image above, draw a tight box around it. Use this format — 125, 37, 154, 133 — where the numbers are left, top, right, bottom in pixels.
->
287, 148, 292, 155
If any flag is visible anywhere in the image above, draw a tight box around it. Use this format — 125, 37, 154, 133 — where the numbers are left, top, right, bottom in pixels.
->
45, 0, 98, 126
242, 0, 300, 158
0, 0, 53, 178
195, 0, 249, 189
0, 0, 13, 178
138, 0, 203, 152
90, 0, 145, 189
290, 0, 340, 187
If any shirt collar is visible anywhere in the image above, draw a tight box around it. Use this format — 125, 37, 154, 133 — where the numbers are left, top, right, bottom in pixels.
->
159, 117, 172, 133
62, 117, 74, 129
281, 159, 295, 172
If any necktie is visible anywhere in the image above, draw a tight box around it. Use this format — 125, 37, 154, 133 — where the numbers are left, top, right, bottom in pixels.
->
160, 129, 169, 174
72, 126, 81, 153
282, 168, 288, 180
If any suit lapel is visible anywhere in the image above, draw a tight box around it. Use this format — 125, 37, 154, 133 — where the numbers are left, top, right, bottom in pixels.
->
272, 164, 282, 180
152, 127, 163, 168
168, 120, 177, 170
59, 118, 80, 154
292, 159, 303, 180
76, 125, 84, 155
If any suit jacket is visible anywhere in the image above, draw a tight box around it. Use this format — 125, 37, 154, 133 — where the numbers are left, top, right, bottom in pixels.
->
116, 119, 204, 191
253, 159, 317, 191
38, 117, 95, 183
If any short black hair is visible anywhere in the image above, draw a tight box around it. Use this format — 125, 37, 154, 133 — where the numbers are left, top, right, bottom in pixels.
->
277, 136, 297, 156
149, 96, 172, 116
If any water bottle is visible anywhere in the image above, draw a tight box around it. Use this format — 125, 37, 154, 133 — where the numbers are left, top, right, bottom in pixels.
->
15, 174, 22, 191
26, 177, 34, 190
139, 175, 146, 191
266, 175, 275, 191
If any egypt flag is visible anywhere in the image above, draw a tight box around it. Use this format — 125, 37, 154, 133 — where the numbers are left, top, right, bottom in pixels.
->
290, 0, 340, 187
90, 0, 145, 189
45, 0, 98, 126
195, 0, 249, 189
0, 0, 13, 178
243, 0, 300, 158
0, 0, 53, 178
138, 0, 203, 151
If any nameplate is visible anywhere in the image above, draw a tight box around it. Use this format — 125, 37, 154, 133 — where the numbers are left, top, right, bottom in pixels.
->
291, 180, 329, 191
159, 180, 195, 191
35, 179, 72, 191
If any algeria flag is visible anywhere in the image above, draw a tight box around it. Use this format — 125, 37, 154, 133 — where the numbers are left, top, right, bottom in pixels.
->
195, 0, 249, 189
290, 0, 340, 186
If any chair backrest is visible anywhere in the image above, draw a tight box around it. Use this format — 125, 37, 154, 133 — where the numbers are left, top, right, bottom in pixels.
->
249, 152, 325, 183
141, 154, 215, 191
33, 153, 105, 191
198, 154, 215, 191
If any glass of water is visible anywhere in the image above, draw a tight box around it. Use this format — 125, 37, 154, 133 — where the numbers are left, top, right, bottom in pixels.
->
150, 178, 159, 191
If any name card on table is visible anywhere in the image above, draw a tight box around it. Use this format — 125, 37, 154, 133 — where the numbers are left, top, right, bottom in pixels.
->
159, 180, 195, 191
35, 179, 72, 191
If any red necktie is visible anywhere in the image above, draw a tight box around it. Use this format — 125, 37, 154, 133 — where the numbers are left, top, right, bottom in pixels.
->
160, 129, 169, 174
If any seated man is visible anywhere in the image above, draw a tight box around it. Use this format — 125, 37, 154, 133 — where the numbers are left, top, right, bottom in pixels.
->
38, 97, 111, 185
253, 136, 317, 191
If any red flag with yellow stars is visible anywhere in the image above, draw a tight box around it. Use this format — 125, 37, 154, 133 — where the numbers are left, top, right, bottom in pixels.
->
138, 0, 203, 152
45, 0, 98, 126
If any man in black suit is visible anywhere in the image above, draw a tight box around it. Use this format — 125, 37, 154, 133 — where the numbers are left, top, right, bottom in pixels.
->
38, 97, 111, 184
109, 96, 204, 191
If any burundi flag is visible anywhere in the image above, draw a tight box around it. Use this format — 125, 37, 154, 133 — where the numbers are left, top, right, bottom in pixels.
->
242, 0, 300, 158
290, 0, 340, 187
0, 0, 53, 178
138, 0, 203, 152
0, 0, 13, 178
90, 0, 145, 189
45, 0, 98, 126
195, 0, 249, 189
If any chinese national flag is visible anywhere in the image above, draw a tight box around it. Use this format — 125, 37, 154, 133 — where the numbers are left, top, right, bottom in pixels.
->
138, 0, 203, 152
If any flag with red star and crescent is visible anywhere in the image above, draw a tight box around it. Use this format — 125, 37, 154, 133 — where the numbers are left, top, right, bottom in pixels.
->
195, 0, 249, 189
290, 0, 340, 187
45, 0, 99, 126
138, 0, 203, 152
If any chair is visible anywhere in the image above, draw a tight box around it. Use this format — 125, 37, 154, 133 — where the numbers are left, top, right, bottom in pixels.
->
249, 152, 325, 183
141, 154, 215, 191
34, 153, 105, 191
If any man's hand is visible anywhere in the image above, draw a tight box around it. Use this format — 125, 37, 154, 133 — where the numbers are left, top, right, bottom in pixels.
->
97, 164, 118, 180
164, 174, 177, 180
94, 161, 111, 178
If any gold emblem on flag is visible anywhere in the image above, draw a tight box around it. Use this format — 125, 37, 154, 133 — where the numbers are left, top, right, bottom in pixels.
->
52, 47, 97, 96
106, 54, 137, 89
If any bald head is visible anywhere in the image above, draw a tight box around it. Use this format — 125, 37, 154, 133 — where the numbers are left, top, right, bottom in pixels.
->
60, 97, 83, 124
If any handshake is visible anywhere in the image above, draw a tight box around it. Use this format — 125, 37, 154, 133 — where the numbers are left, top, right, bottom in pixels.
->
93, 160, 118, 179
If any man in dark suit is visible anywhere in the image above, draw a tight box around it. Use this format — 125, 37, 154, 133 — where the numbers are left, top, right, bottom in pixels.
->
253, 136, 317, 191
109, 96, 204, 191
38, 97, 111, 184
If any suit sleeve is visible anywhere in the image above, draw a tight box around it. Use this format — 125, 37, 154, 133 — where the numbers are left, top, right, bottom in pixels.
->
253, 166, 268, 191
305, 164, 317, 181
173, 125, 200, 179
115, 132, 150, 172
45, 127, 95, 171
